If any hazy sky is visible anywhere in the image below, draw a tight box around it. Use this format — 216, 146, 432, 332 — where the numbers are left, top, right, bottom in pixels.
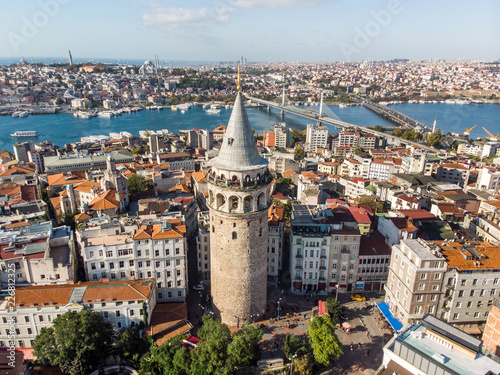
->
1, 0, 499, 62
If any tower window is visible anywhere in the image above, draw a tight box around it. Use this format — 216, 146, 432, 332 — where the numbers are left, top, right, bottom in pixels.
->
232, 232, 237, 240
259, 228, 262, 237
233, 223, 236, 228
212, 226, 215, 233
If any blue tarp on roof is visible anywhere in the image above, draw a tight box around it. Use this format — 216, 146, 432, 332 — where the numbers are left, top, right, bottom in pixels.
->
377, 302, 403, 332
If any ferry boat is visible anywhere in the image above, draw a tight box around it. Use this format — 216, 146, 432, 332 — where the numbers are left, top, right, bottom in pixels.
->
11, 131, 37, 138
339, 103, 347, 109
206, 108, 221, 114
210, 104, 221, 110
12, 111, 29, 118
98, 111, 114, 118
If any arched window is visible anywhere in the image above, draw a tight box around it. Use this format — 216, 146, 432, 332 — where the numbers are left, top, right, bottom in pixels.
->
230, 196, 238, 210
257, 192, 266, 208
232, 232, 237, 239
216, 194, 226, 210
233, 223, 236, 228
259, 228, 262, 237
244, 196, 253, 212
212, 225, 215, 233
232, 175, 238, 181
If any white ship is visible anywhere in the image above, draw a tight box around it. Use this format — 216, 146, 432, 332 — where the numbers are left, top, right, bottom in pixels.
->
206, 108, 221, 114
339, 103, 347, 109
210, 104, 221, 109
12, 111, 29, 118
98, 111, 114, 118
11, 131, 37, 138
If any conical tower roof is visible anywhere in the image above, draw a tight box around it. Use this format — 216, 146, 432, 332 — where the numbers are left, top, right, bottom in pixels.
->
209, 93, 265, 171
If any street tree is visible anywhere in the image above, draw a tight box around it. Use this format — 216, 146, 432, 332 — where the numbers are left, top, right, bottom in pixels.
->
426, 129, 445, 148
294, 146, 305, 160
355, 197, 383, 214
307, 315, 343, 366
127, 174, 152, 194
33, 309, 113, 375
227, 324, 263, 370
117, 326, 151, 367
325, 298, 342, 325
282, 333, 308, 359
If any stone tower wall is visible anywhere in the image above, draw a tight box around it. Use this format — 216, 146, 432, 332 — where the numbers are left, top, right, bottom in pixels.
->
209, 208, 268, 326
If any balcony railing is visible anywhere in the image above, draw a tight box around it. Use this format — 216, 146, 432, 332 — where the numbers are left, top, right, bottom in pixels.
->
206, 173, 273, 190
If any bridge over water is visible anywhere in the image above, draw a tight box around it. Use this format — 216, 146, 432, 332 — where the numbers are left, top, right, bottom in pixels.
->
245, 95, 436, 152
362, 102, 432, 132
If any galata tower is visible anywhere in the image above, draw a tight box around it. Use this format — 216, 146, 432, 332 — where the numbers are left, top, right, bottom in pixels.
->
207, 65, 271, 326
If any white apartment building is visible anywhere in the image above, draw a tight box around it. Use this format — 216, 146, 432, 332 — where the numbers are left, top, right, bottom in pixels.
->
197, 211, 211, 281
368, 158, 399, 181
78, 216, 188, 303
401, 152, 432, 176
0, 279, 156, 349
274, 123, 291, 148
0, 222, 75, 287
477, 167, 500, 190
385, 239, 448, 327
290, 205, 361, 294
438, 241, 500, 329
436, 163, 471, 188
305, 123, 328, 152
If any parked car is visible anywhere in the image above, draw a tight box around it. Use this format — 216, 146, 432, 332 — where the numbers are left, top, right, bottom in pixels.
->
350, 294, 366, 301
193, 284, 205, 291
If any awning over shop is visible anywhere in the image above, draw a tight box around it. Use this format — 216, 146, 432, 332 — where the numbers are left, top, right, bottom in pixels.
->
293, 282, 302, 289
377, 302, 403, 332
318, 283, 327, 289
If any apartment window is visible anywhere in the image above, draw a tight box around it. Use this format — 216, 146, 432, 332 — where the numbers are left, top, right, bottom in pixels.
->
456, 302, 461, 308
146, 261, 151, 267
24, 316, 29, 323
491, 289, 496, 296
106, 251, 113, 257
470, 290, 475, 297
481, 289, 486, 297
119, 261, 124, 268
117, 322, 122, 328
420, 273, 427, 280
474, 312, 480, 318
109, 263, 114, 269
432, 285, 439, 291
129, 260, 134, 267
434, 273, 441, 280
39, 315, 44, 322
415, 306, 421, 314
100, 262, 105, 269
428, 306, 434, 314
473, 279, 478, 286
467, 301, 472, 308
494, 278, 499, 285
91, 263, 96, 270
138, 261, 143, 268
156, 261, 160, 268
453, 313, 459, 320
89, 251, 94, 258
155, 250, 160, 257
116, 311, 121, 317
430, 294, 437, 301
27, 328, 32, 335
458, 290, 464, 297
416, 295, 423, 301
418, 284, 425, 290
120, 272, 126, 278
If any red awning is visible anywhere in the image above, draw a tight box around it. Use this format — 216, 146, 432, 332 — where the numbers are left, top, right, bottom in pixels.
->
318, 283, 327, 289
293, 282, 302, 289
329, 282, 337, 287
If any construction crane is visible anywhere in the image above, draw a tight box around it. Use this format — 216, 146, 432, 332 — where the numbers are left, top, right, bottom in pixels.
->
464, 124, 477, 136
482, 127, 500, 140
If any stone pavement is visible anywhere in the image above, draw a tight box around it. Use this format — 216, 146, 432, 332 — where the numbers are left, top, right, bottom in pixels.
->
252, 287, 395, 374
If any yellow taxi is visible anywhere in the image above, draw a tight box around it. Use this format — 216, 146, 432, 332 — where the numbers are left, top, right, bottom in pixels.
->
350, 294, 366, 301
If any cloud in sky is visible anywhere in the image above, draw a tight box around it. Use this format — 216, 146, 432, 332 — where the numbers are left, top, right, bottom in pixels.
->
142, 6, 230, 31
141, 0, 323, 33
232, 0, 322, 9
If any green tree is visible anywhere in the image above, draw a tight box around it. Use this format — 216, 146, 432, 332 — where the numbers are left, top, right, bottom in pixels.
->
426, 129, 445, 148
307, 315, 343, 366
227, 324, 262, 370
191, 315, 232, 374
117, 326, 151, 367
294, 147, 305, 160
325, 298, 342, 325
139, 336, 187, 375
55, 97, 64, 105
293, 354, 314, 375
282, 333, 308, 359
127, 174, 152, 194
355, 197, 383, 214
33, 309, 113, 375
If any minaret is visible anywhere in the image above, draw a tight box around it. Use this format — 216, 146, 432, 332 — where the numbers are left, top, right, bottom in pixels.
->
207, 63, 271, 327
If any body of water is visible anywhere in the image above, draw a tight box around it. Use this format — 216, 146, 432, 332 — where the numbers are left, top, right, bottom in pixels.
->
1, 102, 499, 152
